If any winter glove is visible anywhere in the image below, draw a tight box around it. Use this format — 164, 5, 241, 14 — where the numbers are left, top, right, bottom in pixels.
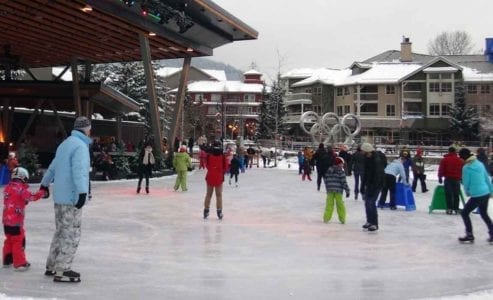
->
438, 177, 443, 184
75, 193, 87, 209
346, 191, 350, 198
39, 185, 50, 199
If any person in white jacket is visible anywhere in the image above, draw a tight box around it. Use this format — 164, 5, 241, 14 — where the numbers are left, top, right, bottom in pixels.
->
378, 156, 407, 210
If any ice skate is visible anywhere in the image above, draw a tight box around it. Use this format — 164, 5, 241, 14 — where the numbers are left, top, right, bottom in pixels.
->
217, 209, 223, 220
14, 262, 31, 272
458, 234, 474, 243
136, 186, 141, 194
145, 187, 149, 194
367, 225, 378, 232
54, 270, 81, 283
362, 222, 371, 229
44, 268, 56, 276
203, 208, 209, 219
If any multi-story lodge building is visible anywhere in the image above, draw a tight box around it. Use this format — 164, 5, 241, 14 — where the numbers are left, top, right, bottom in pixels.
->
281, 38, 493, 145
169, 69, 267, 140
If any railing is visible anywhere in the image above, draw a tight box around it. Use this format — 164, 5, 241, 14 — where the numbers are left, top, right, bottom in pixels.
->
285, 93, 312, 101
353, 93, 378, 101
403, 90, 422, 101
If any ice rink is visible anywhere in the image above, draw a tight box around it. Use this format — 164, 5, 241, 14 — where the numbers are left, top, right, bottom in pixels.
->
1, 163, 493, 300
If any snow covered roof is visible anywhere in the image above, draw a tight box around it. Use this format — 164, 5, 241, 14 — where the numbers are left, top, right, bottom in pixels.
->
243, 69, 262, 75
462, 67, 493, 82
171, 80, 268, 93
423, 66, 459, 73
291, 68, 352, 87
340, 62, 423, 85
156, 67, 227, 81
280, 68, 327, 79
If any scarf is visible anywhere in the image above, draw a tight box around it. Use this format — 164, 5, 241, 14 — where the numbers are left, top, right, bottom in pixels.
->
143, 147, 155, 165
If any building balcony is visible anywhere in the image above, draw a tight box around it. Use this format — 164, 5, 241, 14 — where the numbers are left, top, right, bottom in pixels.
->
285, 93, 312, 106
353, 93, 378, 101
403, 91, 423, 102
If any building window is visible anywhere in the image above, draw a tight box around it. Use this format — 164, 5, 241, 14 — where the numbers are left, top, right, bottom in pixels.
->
429, 103, 440, 116
386, 104, 395, 116
314, 87, 322, 95
336, 87, 343, 96
195, 93, 204, 102
210, 94, 220, 102
337, 106, 343, 116
386, 85, 395, 94
441, 73, 452, 79
429, 73, 440, 80
441, 82, 452, 93
481, 84, 491, 94
305, 88, 312, 93
344, 105, 350, 114
344, 87, 350, 95
441, 104, 450, 116
468, 85, 477, 94
360, 103, 378, 115
244, 94, 255, 102
429, 83, 440, 93
313, 105, 321, 114
207, 106, 216, 114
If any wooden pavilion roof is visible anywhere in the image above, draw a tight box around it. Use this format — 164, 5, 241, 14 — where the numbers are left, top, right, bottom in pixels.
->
0, 0, 258, 68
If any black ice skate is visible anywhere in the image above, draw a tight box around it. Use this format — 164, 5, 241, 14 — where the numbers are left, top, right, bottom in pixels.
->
44, 268, 56, 276
203, 208, 210, 219
54, 270, 81, 283
14, 262, 31, 272
458, 234, 474, 243
217, 209, 223, 220
367, 225, 378, 232
362, 223, 371, 229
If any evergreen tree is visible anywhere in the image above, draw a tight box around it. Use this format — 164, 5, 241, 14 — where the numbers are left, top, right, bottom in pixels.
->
448, 83, 479, 141
256, 82, 285, 139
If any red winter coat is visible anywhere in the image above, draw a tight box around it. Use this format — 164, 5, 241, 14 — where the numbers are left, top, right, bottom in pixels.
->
438, 152, 463, 180
205, 153, 226, 187
2, 181, 44, 227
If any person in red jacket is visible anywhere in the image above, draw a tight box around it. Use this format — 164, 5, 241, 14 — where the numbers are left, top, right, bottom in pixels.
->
3, 167, 47, 271
203, 141, 227, 220
438, 147, 464, 215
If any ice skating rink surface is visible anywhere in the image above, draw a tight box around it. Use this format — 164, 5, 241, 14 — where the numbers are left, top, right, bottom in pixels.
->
1, 166, 493, 300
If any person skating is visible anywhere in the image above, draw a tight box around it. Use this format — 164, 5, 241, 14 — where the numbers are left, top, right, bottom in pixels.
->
457, 148, 493, 244
411, 148, 428, 193
378, 155, 407, 210
360, 143, 386, 232
322, 157, 349, 224
40, 116, 92, 283
301, 155, 312, 181
136, 141, 155, 194
351, 146, 365, 200
438, 147, 463, 215
173, 146, 192, 191
203, 141, 227, 220
229, 153, 240, 187
3, 167, 47, 271
312, 143, 333, 191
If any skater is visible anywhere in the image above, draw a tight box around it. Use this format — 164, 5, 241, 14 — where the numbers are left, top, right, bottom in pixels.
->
229, 153, 240, 187
360, 143, 385, 232
297, 151, 304, 175
401, 151, 412, 183
40, 116, 92, 283
173, 146, 192, 191
378, 155, 407, 210
301, 155, 312, 181
457, 148, 493, 244
246, 145, 256, 168
322, 157, 349, 224
198, 145, 207, 170
203, 141, 227, 220
312, 143, 333, 191
351, 145, 365, 200
3, 167, 47, 271
188, 137, 194, 155
411, 148, 428, 193
136, 141, 155, 194
438, 147, 463, 215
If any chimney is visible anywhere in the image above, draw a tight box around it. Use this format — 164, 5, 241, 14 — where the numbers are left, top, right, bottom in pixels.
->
400, 36, 412, 62
486, 38, 493, 63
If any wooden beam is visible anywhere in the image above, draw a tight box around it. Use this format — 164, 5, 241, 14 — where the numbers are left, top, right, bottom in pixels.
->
168, 56, 192, 151
48, 99, 67, 139
139, 33, 163, 156
17, 99, 45, 144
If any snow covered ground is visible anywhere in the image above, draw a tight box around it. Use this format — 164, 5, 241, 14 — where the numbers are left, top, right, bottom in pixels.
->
1, 157, 493, 300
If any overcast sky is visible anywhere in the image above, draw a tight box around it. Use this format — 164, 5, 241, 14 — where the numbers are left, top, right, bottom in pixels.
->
211, 0, 493, 81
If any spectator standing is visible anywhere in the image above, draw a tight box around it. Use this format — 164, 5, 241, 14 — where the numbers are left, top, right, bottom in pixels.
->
40, 116, 92, 283
438, 147, 463, 215
351, 146, 365, 200
411, 148, 428, 193
457, 148, 493, 244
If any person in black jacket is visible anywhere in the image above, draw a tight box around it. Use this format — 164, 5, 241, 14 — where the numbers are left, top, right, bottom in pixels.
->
312, 143, 333, 191
351, 146, 365, 200
360, 143, 385, 232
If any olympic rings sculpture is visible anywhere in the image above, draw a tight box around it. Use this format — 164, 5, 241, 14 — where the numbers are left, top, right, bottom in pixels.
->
299, 111, 361, 146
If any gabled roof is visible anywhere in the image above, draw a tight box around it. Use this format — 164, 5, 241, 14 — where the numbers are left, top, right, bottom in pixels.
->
280, 68, 327, 79
362, 50, 434, 64
400, 56, 462, 82
340, 62, 423, 85
291, 68, 351, 87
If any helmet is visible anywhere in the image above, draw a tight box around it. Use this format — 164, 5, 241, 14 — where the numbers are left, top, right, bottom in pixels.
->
11, 167, 29, 182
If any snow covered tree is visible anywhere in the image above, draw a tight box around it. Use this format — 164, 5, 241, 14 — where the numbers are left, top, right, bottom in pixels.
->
448, 83, 479, 141
257, 82, 285, 139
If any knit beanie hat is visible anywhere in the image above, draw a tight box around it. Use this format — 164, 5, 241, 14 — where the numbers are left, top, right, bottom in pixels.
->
179, 146, 187, 152
335, 156, 345, 166
360, 142, 374, 153
74, 116, 91, 131
458, 148, 471, 160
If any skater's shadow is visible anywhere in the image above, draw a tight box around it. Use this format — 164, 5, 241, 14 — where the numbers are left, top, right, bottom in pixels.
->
202, 224, 223, 258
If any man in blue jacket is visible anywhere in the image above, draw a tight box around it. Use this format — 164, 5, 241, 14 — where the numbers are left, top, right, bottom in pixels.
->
457, 148, 493, 244
40, 116, 92, 282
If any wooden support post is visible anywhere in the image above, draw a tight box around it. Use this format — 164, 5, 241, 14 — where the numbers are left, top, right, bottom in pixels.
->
71, 59, 82, 116
48, 100, 67, 139
168, 56, 192, 152
116, 116, 122, 145
139, 33, 163, 156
